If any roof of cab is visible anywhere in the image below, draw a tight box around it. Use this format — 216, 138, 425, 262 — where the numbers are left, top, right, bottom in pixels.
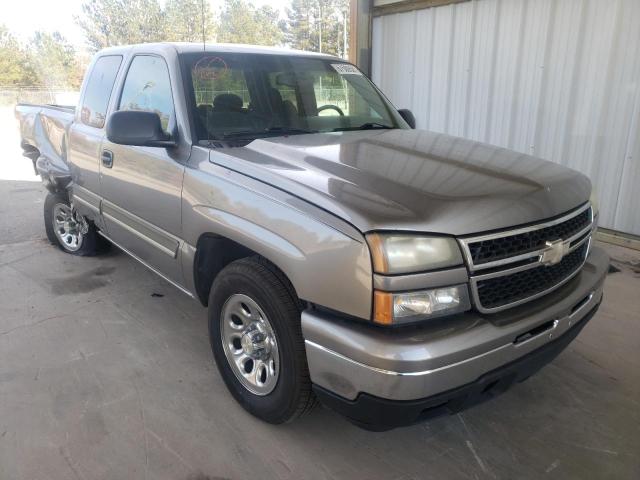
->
96, 42, 341, 60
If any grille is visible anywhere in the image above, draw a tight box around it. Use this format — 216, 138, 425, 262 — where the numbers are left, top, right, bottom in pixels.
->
476, 242, 588, 310
468, 207, 591, 265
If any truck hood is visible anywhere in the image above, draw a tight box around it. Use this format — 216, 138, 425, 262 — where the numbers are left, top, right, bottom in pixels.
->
211, 129, 591, 236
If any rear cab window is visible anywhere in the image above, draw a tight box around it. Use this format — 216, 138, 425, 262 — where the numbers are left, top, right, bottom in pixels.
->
190, 56, 252, 138
80, 55, 123, 128
313, 71, 383, 119
268, 72, 298, 111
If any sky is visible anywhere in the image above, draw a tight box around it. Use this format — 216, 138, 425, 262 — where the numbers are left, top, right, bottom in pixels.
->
2, 0, 291, 52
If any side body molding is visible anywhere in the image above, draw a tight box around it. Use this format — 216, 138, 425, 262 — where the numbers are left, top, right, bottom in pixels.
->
181, 153, 373, 320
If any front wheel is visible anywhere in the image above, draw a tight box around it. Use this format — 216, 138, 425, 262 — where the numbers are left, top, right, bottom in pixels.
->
44, 192, 105, 256
208, 257, 316, 424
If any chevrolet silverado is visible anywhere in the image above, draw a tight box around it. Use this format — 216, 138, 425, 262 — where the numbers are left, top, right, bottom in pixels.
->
15, 43, 608, 430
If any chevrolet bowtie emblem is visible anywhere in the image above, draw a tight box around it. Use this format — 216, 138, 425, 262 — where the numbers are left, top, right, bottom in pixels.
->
541, 239, 570, 266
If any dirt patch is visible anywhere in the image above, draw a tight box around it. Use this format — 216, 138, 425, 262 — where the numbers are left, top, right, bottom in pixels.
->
92, 265, 116, 276
10, 187, 42, 194
610, 258, 640, 276
50, 266, 116, 295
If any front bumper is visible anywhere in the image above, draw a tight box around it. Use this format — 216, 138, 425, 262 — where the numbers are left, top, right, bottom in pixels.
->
302, 246, 609, 429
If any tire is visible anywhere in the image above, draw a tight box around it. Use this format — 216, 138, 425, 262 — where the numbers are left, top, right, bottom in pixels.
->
44, 191, 106, 256
208, 256, 317, 424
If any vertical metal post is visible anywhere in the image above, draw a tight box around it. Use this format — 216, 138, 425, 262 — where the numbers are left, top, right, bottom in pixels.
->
343, 8, 348, 59
349, 0, 373, 76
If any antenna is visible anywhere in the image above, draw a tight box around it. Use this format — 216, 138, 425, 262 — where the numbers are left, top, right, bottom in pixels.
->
201, 0, 206, 51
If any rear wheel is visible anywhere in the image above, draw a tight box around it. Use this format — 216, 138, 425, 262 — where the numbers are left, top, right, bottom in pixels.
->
208, 257, 316, 423
44, 192, 106, 256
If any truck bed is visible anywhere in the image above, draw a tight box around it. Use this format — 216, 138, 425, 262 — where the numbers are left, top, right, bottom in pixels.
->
14, 103, 76, 191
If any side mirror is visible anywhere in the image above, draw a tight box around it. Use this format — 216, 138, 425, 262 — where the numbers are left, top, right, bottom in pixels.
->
398, 109, 416, 129
106, 110, 176, 147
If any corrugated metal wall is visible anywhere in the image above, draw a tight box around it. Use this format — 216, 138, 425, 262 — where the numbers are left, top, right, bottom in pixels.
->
372, 0, 640, 235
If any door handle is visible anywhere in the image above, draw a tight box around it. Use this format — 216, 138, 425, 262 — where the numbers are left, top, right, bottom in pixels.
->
101, 150, 114, 168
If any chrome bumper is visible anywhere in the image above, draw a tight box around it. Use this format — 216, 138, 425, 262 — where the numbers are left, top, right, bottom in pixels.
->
302, 246, 609, 402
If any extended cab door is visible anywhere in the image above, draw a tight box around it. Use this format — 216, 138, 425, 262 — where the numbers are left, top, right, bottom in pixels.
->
99, 54, 187, 285
68, 55, 123, 230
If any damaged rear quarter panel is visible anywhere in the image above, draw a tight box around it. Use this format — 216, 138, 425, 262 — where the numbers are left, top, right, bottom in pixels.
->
15, 104, 75, 188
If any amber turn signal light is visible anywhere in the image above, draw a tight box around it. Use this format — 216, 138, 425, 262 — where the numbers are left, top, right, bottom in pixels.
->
373, 290, 393, 325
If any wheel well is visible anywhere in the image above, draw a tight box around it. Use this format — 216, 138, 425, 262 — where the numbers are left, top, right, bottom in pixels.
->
193, 234, 300, 307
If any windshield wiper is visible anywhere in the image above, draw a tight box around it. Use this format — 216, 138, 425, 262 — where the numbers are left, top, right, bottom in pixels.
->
264, 126, 318, 135
209, 127, 317, 142
332, 122, 394, 132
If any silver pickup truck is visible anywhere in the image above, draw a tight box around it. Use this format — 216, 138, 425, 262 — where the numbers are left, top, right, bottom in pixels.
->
15, 43, 608, 430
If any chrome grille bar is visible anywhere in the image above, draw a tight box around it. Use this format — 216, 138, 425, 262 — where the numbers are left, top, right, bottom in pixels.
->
459, 203, 594, 314
459, 202, 593, 272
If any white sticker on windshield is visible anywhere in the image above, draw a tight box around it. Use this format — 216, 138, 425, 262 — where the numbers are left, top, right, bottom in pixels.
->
331, 63, 362, 75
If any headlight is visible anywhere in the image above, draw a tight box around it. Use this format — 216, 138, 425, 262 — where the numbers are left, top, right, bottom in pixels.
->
373, 285, 471, 325
366, 233, 463, 274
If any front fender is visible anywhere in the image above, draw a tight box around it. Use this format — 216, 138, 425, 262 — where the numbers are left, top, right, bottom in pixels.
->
181, 161, 373, 320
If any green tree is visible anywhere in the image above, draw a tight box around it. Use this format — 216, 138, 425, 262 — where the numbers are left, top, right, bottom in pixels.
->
313, 0, 333, 54
76, 0, 216, 50
0, 25, 39, 87
319, 0, 348, 57
217, 0, 283, 46
75, 0, 165, 51
164, 0, 216, 43
284, 0, 314, 51
74, 0, 351, 58
284, 0, 349, 56
29, 32, 82, 89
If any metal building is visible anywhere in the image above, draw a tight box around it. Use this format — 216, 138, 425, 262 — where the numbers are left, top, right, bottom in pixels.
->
351, 0, 640, 238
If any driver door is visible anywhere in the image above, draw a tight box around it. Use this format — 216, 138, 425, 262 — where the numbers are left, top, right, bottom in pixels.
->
100, 54, 186, 285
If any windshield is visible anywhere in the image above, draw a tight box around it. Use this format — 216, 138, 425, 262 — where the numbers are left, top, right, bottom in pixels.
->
182, 52, 407, 143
